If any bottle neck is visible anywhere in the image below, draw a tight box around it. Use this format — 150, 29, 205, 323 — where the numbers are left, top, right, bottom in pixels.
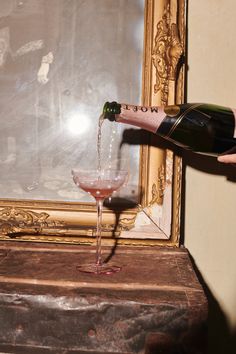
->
103, 102, 121, 121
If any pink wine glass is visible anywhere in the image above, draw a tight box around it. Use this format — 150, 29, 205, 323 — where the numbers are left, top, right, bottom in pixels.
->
72, 168, 128, 274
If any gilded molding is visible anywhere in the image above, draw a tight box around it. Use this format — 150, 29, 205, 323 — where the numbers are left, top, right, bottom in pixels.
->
119, 215, 137, 231
0, 207, 64, 236
171, 155, 182, 244
152, 2, 183, 105
149, 164, 166, 206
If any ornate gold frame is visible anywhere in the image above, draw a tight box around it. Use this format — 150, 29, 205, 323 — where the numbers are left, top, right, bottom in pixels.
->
0, 0, 186, 246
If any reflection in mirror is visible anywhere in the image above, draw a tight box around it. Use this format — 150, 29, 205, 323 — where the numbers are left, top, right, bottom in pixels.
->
0, 0, 144, 204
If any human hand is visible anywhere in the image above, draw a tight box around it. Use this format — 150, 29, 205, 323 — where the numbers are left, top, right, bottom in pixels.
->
217, 153, 236, 164
37, 62, 50, 84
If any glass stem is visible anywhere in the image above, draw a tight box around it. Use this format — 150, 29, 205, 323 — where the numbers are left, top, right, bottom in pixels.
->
96, 198, 104, 266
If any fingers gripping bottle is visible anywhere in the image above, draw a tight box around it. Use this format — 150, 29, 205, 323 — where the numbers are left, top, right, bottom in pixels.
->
103, 101, 236, 155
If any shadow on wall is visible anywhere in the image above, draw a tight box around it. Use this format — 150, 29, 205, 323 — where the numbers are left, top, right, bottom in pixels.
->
189, 253, 236, 354
180, 151, 236, 354
183, 149, 236, 182
179, 149, 236, 246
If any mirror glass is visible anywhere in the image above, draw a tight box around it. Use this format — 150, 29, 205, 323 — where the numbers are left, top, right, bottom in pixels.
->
0, 0, 144, 204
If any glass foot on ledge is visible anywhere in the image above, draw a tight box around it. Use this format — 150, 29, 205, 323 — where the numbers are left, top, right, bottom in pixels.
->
76, 263, 121, 275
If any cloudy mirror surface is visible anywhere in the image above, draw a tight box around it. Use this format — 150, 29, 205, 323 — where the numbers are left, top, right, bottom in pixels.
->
0, 0, 144, 203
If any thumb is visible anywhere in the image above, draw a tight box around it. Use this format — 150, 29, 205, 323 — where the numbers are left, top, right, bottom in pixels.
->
217, 154, 236, 164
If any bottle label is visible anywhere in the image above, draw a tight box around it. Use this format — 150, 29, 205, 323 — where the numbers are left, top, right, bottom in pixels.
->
119, 104, 166, 132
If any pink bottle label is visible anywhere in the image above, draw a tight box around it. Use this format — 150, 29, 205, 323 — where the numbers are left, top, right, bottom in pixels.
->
118, 104, 166, 133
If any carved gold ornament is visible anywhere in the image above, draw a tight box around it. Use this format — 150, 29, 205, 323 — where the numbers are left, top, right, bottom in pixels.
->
152, 3, 183, 105
149, 164, 166, 207
0, 207, 64, 236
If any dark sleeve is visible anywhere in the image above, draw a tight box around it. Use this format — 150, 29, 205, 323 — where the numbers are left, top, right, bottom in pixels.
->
43, 0, 62, 56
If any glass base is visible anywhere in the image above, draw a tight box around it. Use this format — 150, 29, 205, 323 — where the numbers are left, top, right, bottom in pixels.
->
76, 263, 121, 275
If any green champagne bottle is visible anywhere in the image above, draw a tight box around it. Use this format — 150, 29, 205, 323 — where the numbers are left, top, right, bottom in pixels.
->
103, 101, 236, 155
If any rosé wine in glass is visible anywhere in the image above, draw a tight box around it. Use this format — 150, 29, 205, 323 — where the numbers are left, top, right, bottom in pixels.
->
72, 168, 128, 274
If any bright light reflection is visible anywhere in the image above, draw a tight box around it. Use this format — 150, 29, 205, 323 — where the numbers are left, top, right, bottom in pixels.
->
66, 112, 91, 136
